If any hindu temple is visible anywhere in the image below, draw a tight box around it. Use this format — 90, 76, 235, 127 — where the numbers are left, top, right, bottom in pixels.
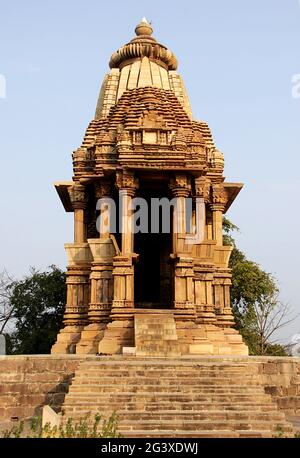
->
51, 18, 248, 357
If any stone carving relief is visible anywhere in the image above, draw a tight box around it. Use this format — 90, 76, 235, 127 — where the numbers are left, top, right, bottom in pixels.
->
68, 184, 88, 209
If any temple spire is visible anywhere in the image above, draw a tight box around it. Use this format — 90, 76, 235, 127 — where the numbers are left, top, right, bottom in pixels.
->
109, 19, 177, 70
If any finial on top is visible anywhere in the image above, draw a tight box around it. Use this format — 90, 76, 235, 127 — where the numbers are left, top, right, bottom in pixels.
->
109, 19, 178, 71
135, 17, 153, 36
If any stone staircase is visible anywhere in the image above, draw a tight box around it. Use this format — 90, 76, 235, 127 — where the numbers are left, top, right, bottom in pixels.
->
61, 358, 294, 438
135, 313, 181, 357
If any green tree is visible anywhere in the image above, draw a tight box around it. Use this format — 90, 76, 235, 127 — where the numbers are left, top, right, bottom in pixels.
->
223, 217, 293, 355
5, 266, 65, 354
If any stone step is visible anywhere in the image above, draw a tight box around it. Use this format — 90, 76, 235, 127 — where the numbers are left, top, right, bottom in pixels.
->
75, 369, 260, 377
77, 364, 258, 374
64, 393, 273, 404
136, 326, 177, 330
135, 328, 176, 333
121, 429, 272, 438
136, 324, 177, 330
80, 357, 257, 373
72, 376, 263, 385
137, 324, 177, 329
77, 363, 258, 368
135, 316, 176, 321
60, 416, 291, 433
65, 405, 276, 417
71, 374, 261, 382
118, 420, 292, 433
136, 335, 178, 341
62, 400, 277, 411
67, 384, 265, 394
136, 352, 182, 357
58, 358, 294, 438
135, 316, 176, 323
71, 374, 260, 389
136, 342, 179, 348
69, 372, 263, 380
62, 408, 285, 422
135, 314, 180, 357
62, 409, 293, 435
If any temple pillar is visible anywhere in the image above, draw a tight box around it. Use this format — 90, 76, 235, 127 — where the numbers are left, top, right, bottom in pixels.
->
120, 189, 135, 254
70, 184, 88, 243
76, 180, 116, 354
111, 170, 138, 310
211, 184, 227, 246
98, 170, 138, 354
51, 184, 90, 354
194, 269, 217, 325
213, 272, 235, 328
211, 206, 223, 246
209, 184, 235, 328
191, 177, 217, 324
74, 208, 85, 243
169, 174, 195, 320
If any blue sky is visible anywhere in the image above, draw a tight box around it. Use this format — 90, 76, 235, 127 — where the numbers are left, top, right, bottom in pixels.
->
0, 0, 299, 341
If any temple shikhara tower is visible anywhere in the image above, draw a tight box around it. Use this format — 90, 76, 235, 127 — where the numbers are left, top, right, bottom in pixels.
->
52, 19, 248, 356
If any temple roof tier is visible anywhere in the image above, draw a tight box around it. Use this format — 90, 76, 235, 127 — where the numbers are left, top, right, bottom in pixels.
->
95, 19, 192, 119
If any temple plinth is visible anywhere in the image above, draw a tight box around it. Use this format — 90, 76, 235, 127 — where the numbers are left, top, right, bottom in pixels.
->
51, 19, 248, 356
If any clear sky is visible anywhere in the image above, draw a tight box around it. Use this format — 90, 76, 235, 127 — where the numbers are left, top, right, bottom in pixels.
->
0, 0, 299, 342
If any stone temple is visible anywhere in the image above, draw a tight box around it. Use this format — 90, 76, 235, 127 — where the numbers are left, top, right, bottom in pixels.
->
0, 19, 298, 439
51, 18, 248, 357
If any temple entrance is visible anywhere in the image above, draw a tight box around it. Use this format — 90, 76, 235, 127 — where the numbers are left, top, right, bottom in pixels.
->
134, 232, 172, 308
134, 180, 173, 309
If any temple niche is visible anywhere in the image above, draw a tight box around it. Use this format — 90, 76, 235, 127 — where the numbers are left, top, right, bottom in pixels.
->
51, 18, 248, 356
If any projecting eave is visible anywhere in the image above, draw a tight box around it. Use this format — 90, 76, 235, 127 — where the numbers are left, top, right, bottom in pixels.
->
223, 182, 243, 213
54, 181, 74, 212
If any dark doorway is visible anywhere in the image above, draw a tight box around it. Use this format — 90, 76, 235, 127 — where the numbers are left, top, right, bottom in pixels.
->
134, 232, 172, 308
134, 181, 173, 308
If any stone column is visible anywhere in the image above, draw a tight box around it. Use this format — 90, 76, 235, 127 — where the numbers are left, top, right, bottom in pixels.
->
169, 174, 190, 254
111, 170, 138, 310
74, 208, 85, 243
209, 184, 235, 328
90, 179, 114, 327
194, 176, 210, 240
76, 180, 116, 354
60, 246, 91, 329
212, 209, 223, 246
194, 270, 217, 325
169, 174, 195, 319
192, 177, 217, 324
211, 184, 227, 247
64, 185, 89, 331
98, 170, 138, 355
213, 273, 235, 328
69, 184, 87, 243
51, 184, 90, 354
120, 188, 135, 254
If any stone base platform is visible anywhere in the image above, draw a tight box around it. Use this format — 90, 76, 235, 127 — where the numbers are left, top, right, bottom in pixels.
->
54, 310, 249, 356
0, 355, 300, 437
